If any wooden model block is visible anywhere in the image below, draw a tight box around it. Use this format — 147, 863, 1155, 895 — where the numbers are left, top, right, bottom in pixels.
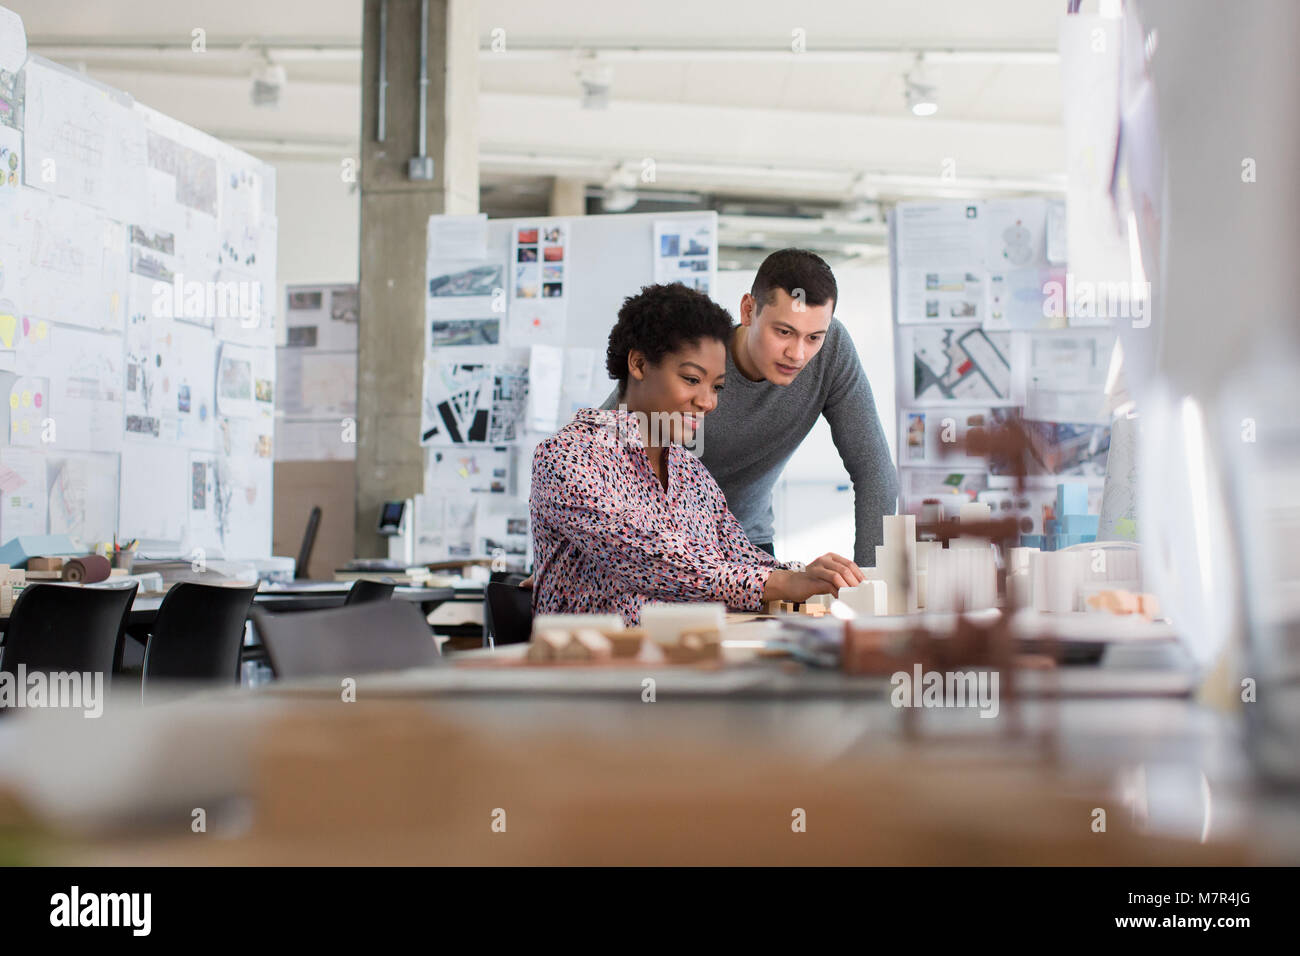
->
28, 556, 64, 571
526, 629, 571, 663
1086, 589, 1139, 615
640, 602, 725, 646
605, 628, 645, 658
532, 613, 624, 634
558, 634, 593, 661
841, 626, 909, 676
1137, 593, 1160, 620
660, 629, 722, 664
570, 629, 613, 661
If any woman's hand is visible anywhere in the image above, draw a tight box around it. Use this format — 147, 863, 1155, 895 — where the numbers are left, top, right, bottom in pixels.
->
762, 553, 863, 604
805, 553, 865, 590
519, 575, 534, 589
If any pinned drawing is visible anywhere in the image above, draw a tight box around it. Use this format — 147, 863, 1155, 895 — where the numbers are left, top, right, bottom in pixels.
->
906, 325, 1013, 404
420, 348, 529, 446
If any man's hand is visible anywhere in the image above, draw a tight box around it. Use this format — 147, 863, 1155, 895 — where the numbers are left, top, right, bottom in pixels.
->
519, 575, 534, 589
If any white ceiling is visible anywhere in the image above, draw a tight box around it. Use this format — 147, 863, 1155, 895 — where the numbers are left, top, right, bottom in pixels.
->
16, 0, 1071, 253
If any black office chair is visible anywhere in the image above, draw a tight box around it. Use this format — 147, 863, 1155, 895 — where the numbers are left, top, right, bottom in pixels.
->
140, 582, 259, 699
296, 506, 322, 580
1, 583, 138, 705
484, 580, 533, 646
251, 600, 441, 680
344, 578, 396, 605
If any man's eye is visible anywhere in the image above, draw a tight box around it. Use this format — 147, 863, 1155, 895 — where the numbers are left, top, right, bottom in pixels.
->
776, 329, 790, 336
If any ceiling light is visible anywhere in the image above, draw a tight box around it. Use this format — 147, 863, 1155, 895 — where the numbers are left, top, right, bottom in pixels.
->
904, 55, 938, 116
601, 187, 637, 212
576, 60, 613, 110
250, 58, 286, 109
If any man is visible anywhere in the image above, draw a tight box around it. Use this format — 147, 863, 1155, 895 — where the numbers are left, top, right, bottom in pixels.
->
602, 248, 897, 567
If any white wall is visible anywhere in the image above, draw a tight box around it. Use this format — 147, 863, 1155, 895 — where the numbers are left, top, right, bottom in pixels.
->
271, 159, 360, 340
713, 266, 896, 562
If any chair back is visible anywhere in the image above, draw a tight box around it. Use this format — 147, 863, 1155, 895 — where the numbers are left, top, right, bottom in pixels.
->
484, 581, 533, 646
252, 600, 440, 680
142, 582, 259, 693
344, 578, 396, 605
2, 583, 138, 687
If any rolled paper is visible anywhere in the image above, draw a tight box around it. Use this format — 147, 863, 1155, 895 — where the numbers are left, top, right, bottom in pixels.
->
60, 554, 111, 584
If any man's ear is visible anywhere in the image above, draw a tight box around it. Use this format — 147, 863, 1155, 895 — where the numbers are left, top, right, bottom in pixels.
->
739, 293, 756, 327
627, 349, 647, 383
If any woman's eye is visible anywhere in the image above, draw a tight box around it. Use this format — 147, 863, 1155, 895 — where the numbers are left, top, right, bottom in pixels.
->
683, 377, 699, 385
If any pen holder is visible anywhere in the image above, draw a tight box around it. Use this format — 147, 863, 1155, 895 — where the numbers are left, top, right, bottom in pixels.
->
113, 550, 136, 572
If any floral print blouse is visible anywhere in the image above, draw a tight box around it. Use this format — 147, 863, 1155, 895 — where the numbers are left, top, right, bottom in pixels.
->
530, 408, 798, 625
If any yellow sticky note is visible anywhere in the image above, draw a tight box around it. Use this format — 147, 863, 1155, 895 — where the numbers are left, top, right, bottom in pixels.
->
0, 313, 15, 349
7, 392, 16, 409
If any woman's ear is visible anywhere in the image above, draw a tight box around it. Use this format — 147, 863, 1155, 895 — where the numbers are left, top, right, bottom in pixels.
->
627, 349, 647, 383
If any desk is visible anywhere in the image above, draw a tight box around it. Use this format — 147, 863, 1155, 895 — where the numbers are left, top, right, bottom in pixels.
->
0, 582, 455, 631
2, 638, 1293, 866
253, 582, 455, 614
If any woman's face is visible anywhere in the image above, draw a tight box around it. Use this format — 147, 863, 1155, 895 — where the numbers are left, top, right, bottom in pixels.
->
624, 337, 727, 446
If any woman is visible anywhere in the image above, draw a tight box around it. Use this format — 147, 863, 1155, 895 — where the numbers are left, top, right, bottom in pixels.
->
530, 283, 863, 625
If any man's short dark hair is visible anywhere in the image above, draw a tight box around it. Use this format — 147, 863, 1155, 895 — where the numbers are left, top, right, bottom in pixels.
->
606, 283, 734, 393
750, 248, 837, 314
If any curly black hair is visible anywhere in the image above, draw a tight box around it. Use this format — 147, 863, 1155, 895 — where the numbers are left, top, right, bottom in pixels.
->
606, 283, 735, 394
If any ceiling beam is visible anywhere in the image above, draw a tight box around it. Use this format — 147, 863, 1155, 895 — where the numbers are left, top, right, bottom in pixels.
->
29, 38, 1059, 67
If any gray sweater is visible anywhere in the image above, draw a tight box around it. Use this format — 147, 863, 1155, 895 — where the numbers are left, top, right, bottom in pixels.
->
601, 319, 898, 566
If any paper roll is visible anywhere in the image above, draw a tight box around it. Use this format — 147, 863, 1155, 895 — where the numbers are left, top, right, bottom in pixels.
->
60, 554, 111, 584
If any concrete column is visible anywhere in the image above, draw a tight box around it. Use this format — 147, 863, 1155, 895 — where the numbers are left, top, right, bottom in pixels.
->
549, 177, 588, 217
356, 0, 479, 557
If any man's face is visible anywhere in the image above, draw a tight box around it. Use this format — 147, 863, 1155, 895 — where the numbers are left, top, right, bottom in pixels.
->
739, 287, 833, 385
